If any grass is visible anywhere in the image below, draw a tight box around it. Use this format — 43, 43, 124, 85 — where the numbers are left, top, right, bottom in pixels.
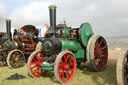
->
0, 59, 117, 85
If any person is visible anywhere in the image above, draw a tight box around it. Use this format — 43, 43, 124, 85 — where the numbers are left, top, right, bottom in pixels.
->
11, 28, 15, 39
38, 24, 48, 40
36, 24, 48, 51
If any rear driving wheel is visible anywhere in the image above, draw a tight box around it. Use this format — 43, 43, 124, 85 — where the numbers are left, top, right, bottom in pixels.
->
54, 51, 77, 83
87, 35, 108, 71
7, 49, 25, 68
27, 50, 48, 77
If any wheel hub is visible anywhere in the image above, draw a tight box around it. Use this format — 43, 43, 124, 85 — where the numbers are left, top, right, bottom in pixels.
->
36, 62, 41, 66
66, 65, 70, 69
15, 58, 19, 62
62, 64, 70, 70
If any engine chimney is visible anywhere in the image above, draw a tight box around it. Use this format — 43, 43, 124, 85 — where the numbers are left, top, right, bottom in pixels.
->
6, 19, 12, 39
48, 5, 57, 37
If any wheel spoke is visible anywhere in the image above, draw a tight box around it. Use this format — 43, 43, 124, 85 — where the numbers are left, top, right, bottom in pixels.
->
66, 72, 68, 79
31, 64, 37, 70
59, 70, 64, 77
36, 54, 40, 61
33, 66, 39, 74
36, 70, 40, 76
66, 70, 71, 78
100, 54, 104, 57
58, 67, 63, 70
98, 39, 103, 48
68, 63, 73, 66
68, 57, 73, 64
31, 62, 36, 64
64, 55, 67, 63
69, 68, 73, 71
66, 54, 70, 61
59, 63, 64, 66
39, 53, 42, 60
100, 45, 106, 51
33, 57, 37, 62
62, 72, 64, 80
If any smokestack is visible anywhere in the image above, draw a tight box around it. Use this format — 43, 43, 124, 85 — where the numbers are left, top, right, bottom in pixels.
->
48, 5, 57, 37
6, 19, 12, 39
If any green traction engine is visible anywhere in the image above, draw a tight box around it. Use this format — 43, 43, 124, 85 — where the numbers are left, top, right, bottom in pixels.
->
27, 5, 108, 83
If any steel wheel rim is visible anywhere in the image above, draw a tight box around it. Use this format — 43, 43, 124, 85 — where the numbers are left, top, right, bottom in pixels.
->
123, 54, 128, 85
94, 37, 108, 70
30, 52, 47, 77
57, 53, 76, 82
9, 51, 24, 68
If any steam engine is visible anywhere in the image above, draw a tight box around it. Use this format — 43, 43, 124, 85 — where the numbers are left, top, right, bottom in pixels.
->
41, 6, 93, 62
0, 19, 39, 68
27, 5, 108, 84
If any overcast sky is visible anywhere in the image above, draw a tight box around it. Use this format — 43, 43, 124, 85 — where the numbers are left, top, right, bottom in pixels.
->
0, 0, 128, 37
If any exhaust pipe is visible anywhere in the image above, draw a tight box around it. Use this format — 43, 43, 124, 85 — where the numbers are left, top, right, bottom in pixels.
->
48, 5, 57, 37
6, 19, 12, 39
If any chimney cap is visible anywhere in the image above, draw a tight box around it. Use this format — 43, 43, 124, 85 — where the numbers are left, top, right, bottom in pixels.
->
48, 5, 57, 9
6, 19, 11, 22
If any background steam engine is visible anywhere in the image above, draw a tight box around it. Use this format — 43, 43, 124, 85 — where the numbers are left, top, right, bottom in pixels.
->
0, 19, 39, 68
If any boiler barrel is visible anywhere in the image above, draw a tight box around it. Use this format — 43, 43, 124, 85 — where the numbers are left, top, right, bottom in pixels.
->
60, 39, 82, 51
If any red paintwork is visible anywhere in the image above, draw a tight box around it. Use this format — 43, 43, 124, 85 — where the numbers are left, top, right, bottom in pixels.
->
30, 52, 48, 77
94, 37, 108, 70
57, 53, 76, 82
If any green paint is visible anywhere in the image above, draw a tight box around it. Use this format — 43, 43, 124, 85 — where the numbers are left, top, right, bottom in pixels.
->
63, 27, 70, 38
60, 39, 84, 58
80, 23, 94, 47
74, 49, 84, 58
60, 39, 82, 51
41, 63, 53, 71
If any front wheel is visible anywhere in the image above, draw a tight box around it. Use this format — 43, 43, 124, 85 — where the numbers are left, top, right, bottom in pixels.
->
27, 50, 48, 77
7, 49, 25, 68
54, 51, 77, 83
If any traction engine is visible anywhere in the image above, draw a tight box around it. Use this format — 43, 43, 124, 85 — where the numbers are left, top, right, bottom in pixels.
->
27, 5, 108, 83
0, 19, 39, 68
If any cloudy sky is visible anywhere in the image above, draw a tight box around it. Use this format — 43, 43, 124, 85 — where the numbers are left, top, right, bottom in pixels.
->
0, 0, 128, 37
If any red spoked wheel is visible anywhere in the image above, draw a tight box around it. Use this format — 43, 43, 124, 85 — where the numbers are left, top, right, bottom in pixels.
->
27, 50, 48, 77
87, 35, 108, 71
54, 51, 77, 83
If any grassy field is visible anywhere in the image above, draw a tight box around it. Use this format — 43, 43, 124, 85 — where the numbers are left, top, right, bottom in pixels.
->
0, 49, 118, 85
